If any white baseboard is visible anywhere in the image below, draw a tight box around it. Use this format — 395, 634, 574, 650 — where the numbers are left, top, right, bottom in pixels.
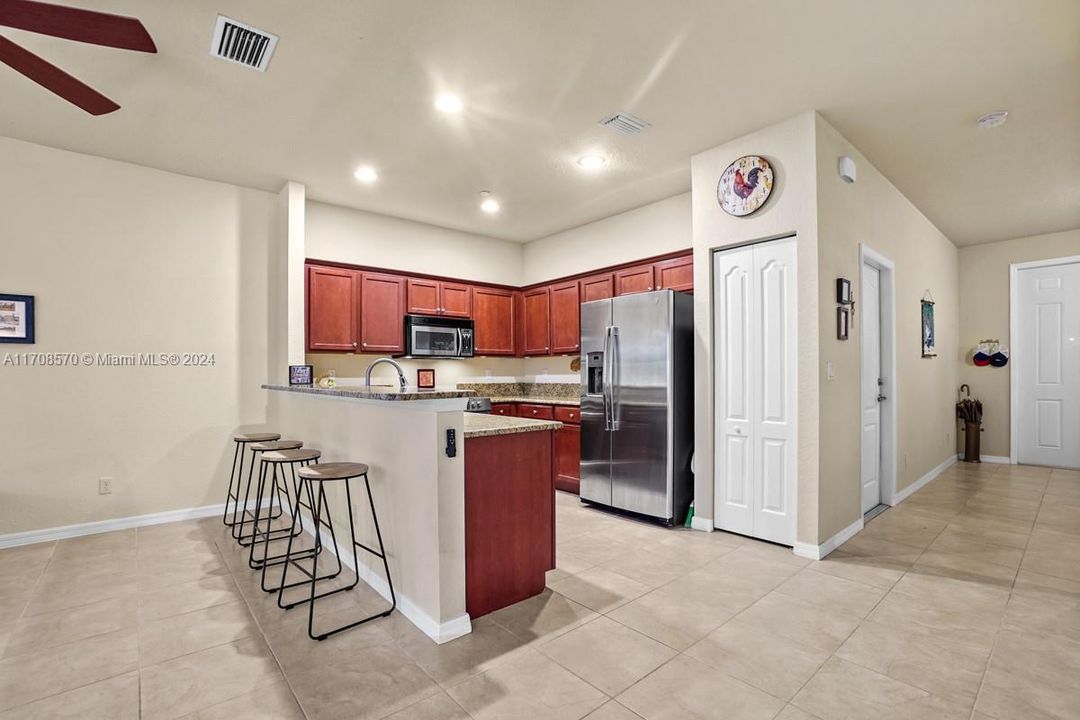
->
792, 517, 864, 561
689, 516, 714, 533
0, 499, 284, 549
890, 454, 958, 505
980, 455, 1012, 464
298, 520, 471, 645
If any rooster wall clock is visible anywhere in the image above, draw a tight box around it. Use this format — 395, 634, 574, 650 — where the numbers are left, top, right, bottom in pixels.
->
718, 155, 773, 216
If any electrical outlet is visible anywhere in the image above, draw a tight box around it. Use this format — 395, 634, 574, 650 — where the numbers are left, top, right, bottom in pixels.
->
98, 477, 113, 495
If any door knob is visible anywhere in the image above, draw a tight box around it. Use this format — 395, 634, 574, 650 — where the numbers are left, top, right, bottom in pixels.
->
877, 394, 887, 402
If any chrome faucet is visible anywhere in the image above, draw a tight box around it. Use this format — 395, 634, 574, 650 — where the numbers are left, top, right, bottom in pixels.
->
365, 358, 408, 392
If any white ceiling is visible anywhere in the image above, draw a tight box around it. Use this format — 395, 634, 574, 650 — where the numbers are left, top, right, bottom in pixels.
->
0, 0, 1077, 245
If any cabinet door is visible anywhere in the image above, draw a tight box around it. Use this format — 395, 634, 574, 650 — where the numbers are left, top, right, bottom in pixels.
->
517, 403, 555, 420
491, 403, 516, 417
554, 423, 581, 494
580, 273, 614, 303
522, 287, 551, 355
359, 272, 406, 353
654, 255, 694, 292
440, 282, 472, 318
406, 278, 441, 316
615, 264, 655, 296
549, 280, 581, 354
473, 287, 515, 355
307, 265, 357, 352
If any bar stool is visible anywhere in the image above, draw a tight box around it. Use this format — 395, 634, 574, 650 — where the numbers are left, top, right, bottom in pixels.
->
223, 432, 281, 533
279, 462, 396, 641
232, 438, 302, 547
248, 447, 323, 571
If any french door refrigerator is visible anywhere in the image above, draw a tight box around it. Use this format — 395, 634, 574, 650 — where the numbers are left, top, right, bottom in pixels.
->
580, 289, 694, 525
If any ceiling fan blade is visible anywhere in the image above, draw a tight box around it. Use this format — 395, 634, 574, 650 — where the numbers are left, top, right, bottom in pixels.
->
0, 0, 155, 53
0, 35, 119, 114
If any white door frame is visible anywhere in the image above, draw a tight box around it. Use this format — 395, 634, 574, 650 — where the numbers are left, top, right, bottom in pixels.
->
1009, 254, 1080, 465
859, 244, 898, 505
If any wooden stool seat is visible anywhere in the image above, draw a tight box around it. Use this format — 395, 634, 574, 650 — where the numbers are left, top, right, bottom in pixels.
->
233, 432, 281, 443
250, 440, 303, 452
262, 448, 322, 463
298, 462, 369, 481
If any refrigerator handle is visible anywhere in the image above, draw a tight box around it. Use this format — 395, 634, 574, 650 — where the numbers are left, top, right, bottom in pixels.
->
602, 325, 613, 431
610, 326, 620, 431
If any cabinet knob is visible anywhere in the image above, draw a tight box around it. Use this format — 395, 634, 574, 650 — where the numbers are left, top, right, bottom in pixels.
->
352, 341, 357, 348
569, 413, 575, 419
362, 342, 368, 348
532, 410, 538, 415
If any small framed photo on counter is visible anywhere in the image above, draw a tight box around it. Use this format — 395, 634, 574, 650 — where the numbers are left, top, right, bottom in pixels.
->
289, 364, 313, 385
0, 293, 34, 344
417, 368, 435, 389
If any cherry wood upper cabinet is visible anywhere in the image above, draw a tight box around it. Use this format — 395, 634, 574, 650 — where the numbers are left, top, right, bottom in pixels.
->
654, 255, 694, 292
472, 286, 515, 356
549, 280, 580, 354
406, 278, 441, 316
522, 287, 551, 355
615, 264, 655, 296
359, 272, 406, 353
307, 265, 358, 352
440, 282, 472, 318
580, 272, 614, 303
407, 278, 472, 318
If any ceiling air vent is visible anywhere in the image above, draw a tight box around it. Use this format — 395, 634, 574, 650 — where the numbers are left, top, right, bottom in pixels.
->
598, 112, 650, 135
210, 15, 278, 72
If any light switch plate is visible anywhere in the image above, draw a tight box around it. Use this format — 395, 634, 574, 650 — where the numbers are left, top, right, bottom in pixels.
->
826, 361, 836, 381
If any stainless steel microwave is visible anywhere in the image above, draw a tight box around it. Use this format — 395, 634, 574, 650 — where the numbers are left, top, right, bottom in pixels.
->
402, 315, 474, 358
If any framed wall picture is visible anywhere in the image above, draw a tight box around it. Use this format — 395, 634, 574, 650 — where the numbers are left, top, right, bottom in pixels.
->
837, 306, 850, 340
417, 368, 435, 389
0, 294, 34, 344
836, 278, 852, 304
921, 299, 936, 357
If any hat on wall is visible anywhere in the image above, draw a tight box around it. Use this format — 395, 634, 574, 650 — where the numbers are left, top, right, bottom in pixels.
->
972, 342, 992, 366
989, 344, 1010, 367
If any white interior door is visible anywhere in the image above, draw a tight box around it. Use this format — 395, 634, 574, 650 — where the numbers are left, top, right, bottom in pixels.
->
860, 264, 882, 513
1017, 261, 1080, 468
714, 238, 797, 545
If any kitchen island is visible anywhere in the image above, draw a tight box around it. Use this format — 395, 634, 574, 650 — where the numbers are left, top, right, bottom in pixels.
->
262, 383, 559, 642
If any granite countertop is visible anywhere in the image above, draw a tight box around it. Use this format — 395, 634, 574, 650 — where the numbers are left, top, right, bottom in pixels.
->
486, 396, 580, 407
464, 413, 563, 439
263, 384, 476, 401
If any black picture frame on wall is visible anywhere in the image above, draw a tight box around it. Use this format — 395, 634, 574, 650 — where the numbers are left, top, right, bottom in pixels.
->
0, 294, 35, 344
836, 278, 852, 305
837, 306, 849, 340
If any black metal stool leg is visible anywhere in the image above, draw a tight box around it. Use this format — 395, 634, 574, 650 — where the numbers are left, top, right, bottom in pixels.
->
233, 445, 260, 542
259, 460, 322, 592
222, 441, 242, 527
274, 475, 342, 604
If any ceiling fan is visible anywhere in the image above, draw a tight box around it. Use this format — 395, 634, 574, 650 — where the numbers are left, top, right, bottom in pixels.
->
0, 0, 155, 115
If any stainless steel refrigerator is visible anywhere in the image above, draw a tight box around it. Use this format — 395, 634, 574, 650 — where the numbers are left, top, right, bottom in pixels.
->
580, 289, 694, 525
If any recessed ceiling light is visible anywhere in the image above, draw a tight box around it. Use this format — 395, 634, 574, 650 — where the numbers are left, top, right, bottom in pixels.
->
353, 165, 378, 183
977, 111, 1008, 129
435, 92, 463, 114
479, 191, 500, 214
577, 154, 608, 171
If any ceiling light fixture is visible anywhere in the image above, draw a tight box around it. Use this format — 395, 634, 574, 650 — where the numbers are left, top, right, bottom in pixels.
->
479, 191, 500, 214
353, 165, 378, 183
435, 92, 464, 114
976, 111, 1008, 129
577, 154, 608, 171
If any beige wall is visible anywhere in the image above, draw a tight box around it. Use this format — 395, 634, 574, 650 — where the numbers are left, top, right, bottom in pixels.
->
691, 112, 821, 545
0, 137, 278, 535
814, 116, 959, 542
521, 193, 692, 285
958, 228, 1080, 458
306, 200, 523, 287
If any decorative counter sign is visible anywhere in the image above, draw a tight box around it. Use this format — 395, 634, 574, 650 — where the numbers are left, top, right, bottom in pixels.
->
0, 294, 34, 344
289, 364, 313, 385
718, 155, 774, 216
417, 369, 435, 389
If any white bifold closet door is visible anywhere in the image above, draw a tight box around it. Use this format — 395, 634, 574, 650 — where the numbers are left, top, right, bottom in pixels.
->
713, 237, 798, 546
1016, 260, 1080, 469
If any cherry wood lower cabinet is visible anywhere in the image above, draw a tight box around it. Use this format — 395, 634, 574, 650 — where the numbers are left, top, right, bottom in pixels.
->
553, 406, 581, 494
491, 403, 516, 417
464, 430, 555, 618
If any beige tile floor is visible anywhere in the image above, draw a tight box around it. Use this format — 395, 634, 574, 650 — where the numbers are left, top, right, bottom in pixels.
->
0, 461, 1077, 719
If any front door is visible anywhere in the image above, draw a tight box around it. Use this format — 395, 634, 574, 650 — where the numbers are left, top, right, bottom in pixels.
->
860, 264, 883, 513
1017, 260, 1080, 468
